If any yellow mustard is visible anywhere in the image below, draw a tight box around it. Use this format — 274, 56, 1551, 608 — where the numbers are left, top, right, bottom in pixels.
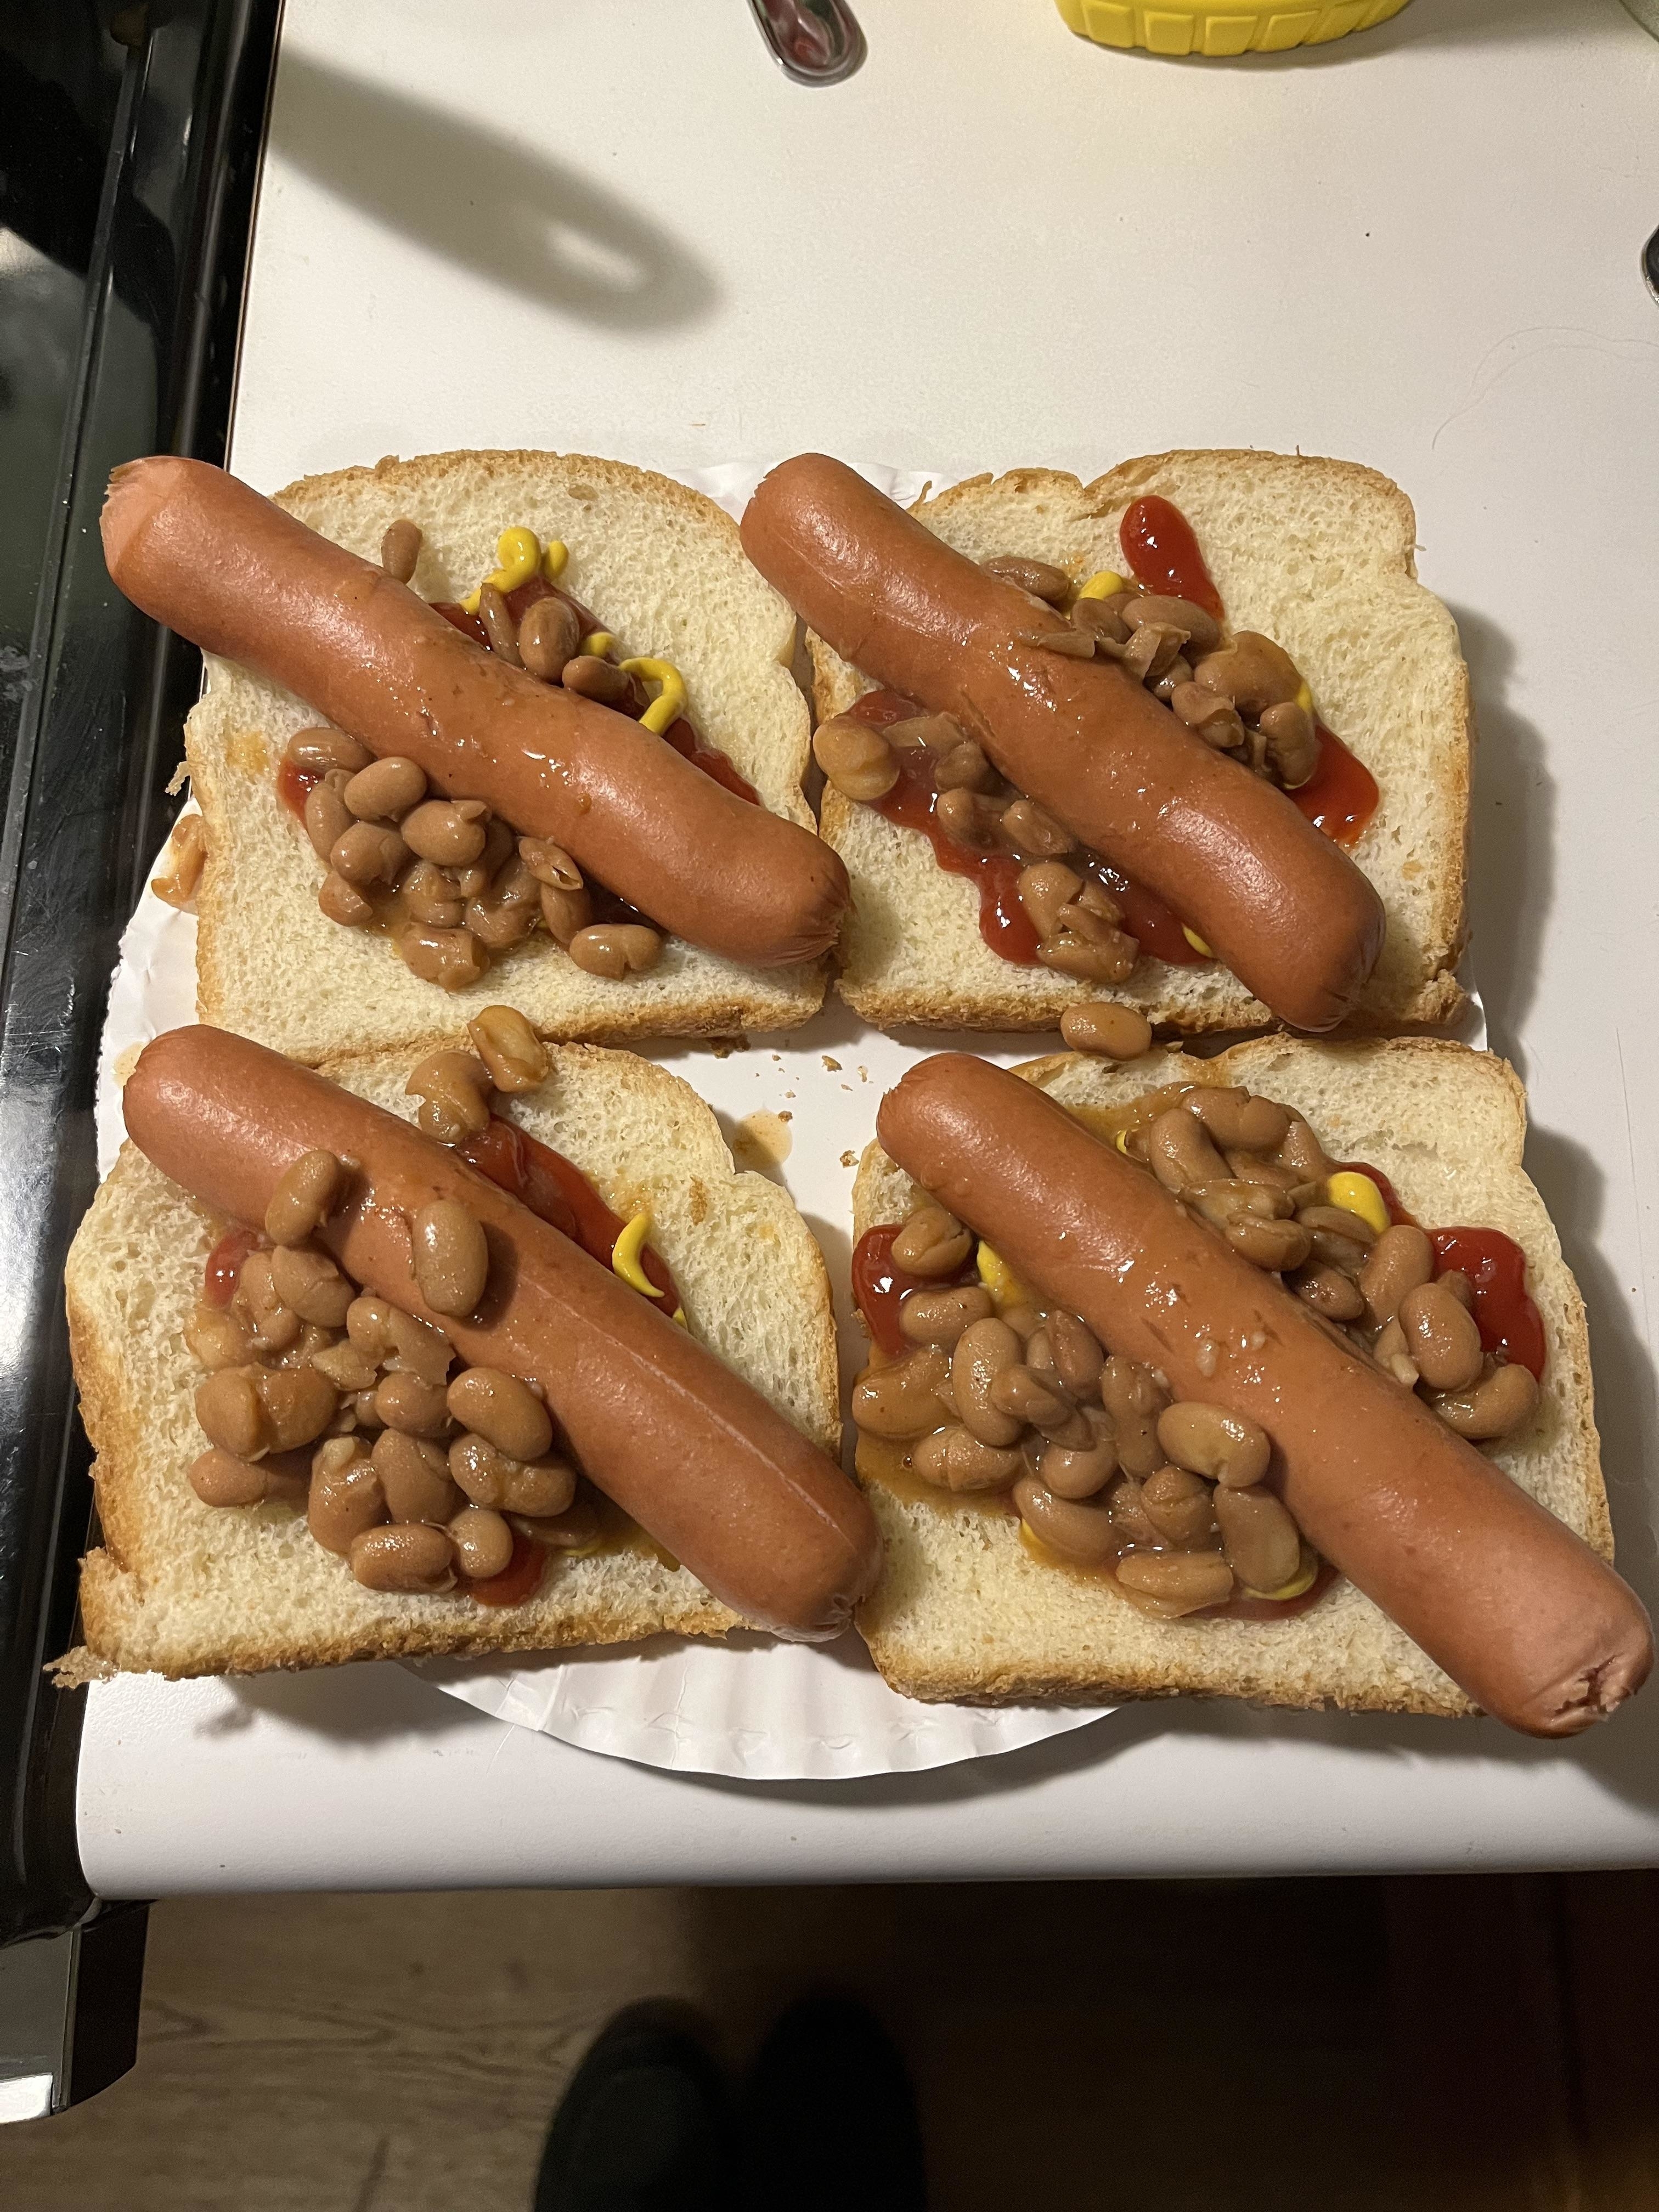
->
977, 1241, 1034, 1311
621, 657, 688, 737
1076, 569, 1127, 602
611, 1211, 665, 1297
1324, 1171, 1390, 1238
1182, 926, 1215, 958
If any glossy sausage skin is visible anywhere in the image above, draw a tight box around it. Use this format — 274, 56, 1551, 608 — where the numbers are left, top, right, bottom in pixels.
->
103, 458, 848, 969
742, 454, 1385, 1032
125, 1026, 880, 1640
876, 1054, 1651, 1735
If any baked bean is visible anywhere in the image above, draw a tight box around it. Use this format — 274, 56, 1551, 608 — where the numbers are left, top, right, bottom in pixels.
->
998, 798, 1075, 861
238, 1251, 301, 1353
1038, 1406, 1118, 1500
1105, 1472, 1160, 1548
1122, 593, 1222, 657
319, 870, 376, 928
405, 1050, 493, 1142
1000, 1304, 1043, 1342
1373, 1317, 1420, 1389
518, 595, 582, 683
254, 1363, 338, 1451
933, 738, 995, 792
465, 856, 542, 950
265, 1147, 347, 1246
149, 810, 206, 910
1020, 624, 1097, 661
1141, 1464, 1220, 1549
372, 1429, 463, 1522
1115, 1549, 1235, 1610
1224, 1213, 1312, 1272
518, 837, 583, 893
304, 776, 353, 862
1272, 1113, 1331, 1182
1147, 1107, 1228, 1194
411, 1198, 490, 1319
982, 554, 1072, 605
397, 925, 488, 992
343, 756, 426, 824
951, 1318, 1025, 1448
990, 1364, 1092, 1444
348, 1387, 385, 1432
399, 861, 465, 929
449, 1432, 577, 1516
184, 1299, 255, 1371
270, 1244, 353, 1328
814, 715, 899, 803
188, 1447, 269, 1507
1101, 1355, 1168, 1476
879, 712, 958, 753
1018, 862, 1084, 941
311, 1339, 380, 1393
851, 1348, 951, 1439
287, 726, 371, 777
1184, 1088, 1290, 1154
934, 787, 1005, 851
1024, 1325, 1064, 1398
1037, 927, 1137, 985
1214, 1483, 1302, 1593
516, 1494, 599, 1551
448, 1505, 515, 1580
1296, 1205, 1374, 1275
456, 816, 515, 901
1190, 632, 1301, 717
402, 799, 490, 868
1189, 1178, 1294, 1233
308, 1442, 388, 1554
1071, 596, 1130, 645
330, 821, 409, 889
476, 580, 521, 665
1158, 1401, 1272, 1489
346, 1295, 453, 1386
374, 1368, 453, 1437
539, 880, 592, 946
1170, 682, 1245, 749
890, 1203, 972, 1279
447, 1366, 554, 1460
1259, 699, 1319, 789
1399, 1280, 1484, 1393
561, 653, 632, 704
1431, 1359, 1539, 1441
898, 1283, 994, 1348
1059, 1002, 1152, 1060
568, 923, 663, 979
1291, 1261, 1367, 1322
910, 1424, 1023, 1493
1045, 1308, 1105, 1401
1013, 1476, 1121, 1567
349, 1522, 456, 1594
1224, 1150, 1314, 1201
380, 518, 422, 582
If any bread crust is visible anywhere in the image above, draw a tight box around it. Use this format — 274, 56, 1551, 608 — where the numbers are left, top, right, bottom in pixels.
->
851, 1037, 1604, 1717
813, 450, 1471, 1035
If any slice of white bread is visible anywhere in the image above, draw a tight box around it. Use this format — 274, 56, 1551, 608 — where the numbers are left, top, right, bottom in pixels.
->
853, 1037, 1602, 1717
811, 452, 1471, 1034
65, 1042, 840, 1679
188, 449, 826, 1060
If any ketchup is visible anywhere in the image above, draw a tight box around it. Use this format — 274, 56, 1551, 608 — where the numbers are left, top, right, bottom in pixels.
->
848, 691, 1199, 968
203, 1225, 261, 1307
276, 757, 323, 819
1430, 1227, 1547, 1382
1289, 725, 1380, 851
460, 1115, 679, 1312
465, 1525, 549, 1609
1120, 496, 1224, 621
851, 1224, 967, 1359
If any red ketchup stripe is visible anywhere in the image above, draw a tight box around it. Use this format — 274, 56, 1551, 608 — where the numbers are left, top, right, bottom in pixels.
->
460, 1115, 678, 1312
1120, 496, 1223, 620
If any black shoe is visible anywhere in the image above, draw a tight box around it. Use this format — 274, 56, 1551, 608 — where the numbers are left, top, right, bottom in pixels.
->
739, 1994, 927, 2211
533, 2004, 735, 2212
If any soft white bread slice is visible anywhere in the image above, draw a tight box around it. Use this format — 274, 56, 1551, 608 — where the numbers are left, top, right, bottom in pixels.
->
812, 452, 1470, 1034
66, 1043, 839, 1678
189, 449, 825, 1059
853, 1037, 1602, 1717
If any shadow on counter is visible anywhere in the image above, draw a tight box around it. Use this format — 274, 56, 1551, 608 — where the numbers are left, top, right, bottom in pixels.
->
268, 52, 719, 335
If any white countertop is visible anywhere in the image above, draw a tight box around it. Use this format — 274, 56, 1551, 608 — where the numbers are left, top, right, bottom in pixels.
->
79, 0, 1659, 1890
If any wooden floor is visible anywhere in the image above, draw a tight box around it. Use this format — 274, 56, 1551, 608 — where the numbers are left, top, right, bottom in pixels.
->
3, 1874, 1656, 2209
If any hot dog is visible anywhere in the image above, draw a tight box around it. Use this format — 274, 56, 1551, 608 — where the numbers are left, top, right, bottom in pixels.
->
741, 454, 1385, 1032
876, 1053, 1651, 1735
103, 457, 849, 969
124, 1025, 881, 1640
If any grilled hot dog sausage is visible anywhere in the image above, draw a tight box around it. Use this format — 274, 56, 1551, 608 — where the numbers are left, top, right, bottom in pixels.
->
125, 1026, 879, 1640
742, 455, 1384, 1032
103, 458, 848, 969
876, 1054, 1651, 1734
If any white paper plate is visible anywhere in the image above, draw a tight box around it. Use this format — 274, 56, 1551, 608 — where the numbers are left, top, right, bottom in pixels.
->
93, 458, 1119, 1780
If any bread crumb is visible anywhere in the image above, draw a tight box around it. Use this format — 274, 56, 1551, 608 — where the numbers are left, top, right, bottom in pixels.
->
857, 1066, 869, 1082
840, 1150, 857, 1169
708, 1036, 748, 1059
778, 1110, 792, 1122
732, 1110, 793, 1169
821, 1056, 843, 1072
